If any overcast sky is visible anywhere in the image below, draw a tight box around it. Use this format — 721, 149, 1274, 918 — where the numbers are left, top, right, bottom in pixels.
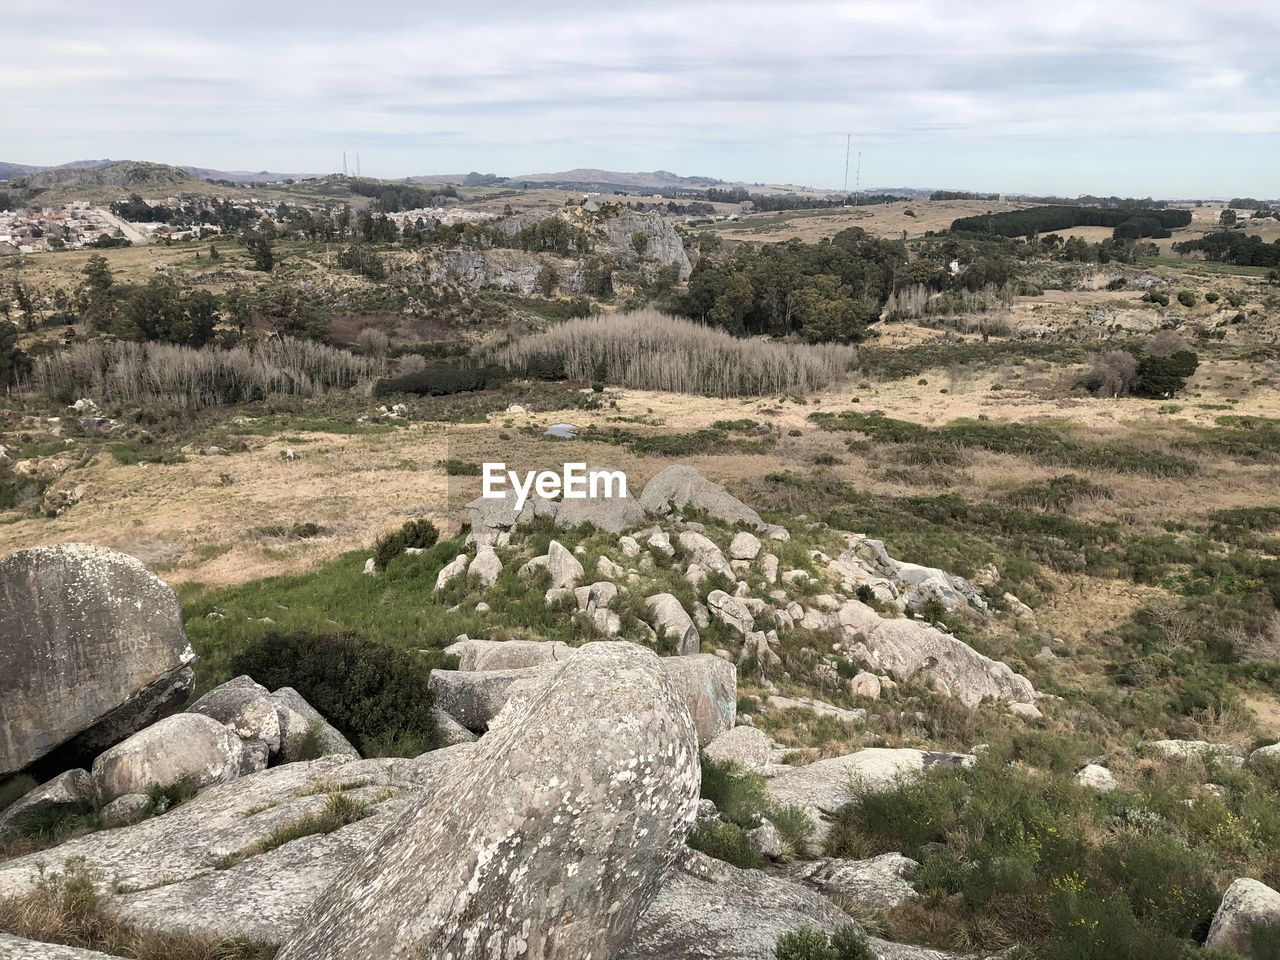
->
5, 0, 1277, 197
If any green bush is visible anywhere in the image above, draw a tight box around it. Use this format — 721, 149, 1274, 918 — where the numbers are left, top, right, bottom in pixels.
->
373, 518, 440, 571
688, 819, 761, 869
775, 925, 873, 960
700, 756, 771, 827
1176, 290, 1197, 307
373, 361, 505, 398
231, 631, 436, 755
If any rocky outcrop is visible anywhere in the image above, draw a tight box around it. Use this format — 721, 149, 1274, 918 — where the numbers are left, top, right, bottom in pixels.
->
427, 666, 542, 733
553, 465, 647, 532
620, 849, 848, 960
788, 853, 921, 910
275, 641, 700, 960
91, 713, 246, 803
1205, 878, 1280, 956
640, 466, 766, 530
856, 618, 1036, 709
0, 543, 196, 776
600, 211, 693, 278
426, 248, 584, 294
657, 654, 737, 744
828, 536, 988, 615
187, 676, 281, 755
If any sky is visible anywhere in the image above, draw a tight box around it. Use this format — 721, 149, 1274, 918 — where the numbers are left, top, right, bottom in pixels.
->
4, 0, 1278, 198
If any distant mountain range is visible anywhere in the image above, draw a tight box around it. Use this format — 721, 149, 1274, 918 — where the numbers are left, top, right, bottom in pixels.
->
0, 159, 318, 185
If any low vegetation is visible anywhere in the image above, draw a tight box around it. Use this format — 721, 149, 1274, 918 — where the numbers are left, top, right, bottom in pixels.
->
491, 309, 859, 396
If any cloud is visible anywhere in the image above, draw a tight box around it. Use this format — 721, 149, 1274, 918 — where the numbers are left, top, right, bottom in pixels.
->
4, 0, 1278, 194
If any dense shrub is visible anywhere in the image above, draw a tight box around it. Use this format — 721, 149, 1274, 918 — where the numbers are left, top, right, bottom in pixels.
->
373, 518, 440, 571
950, 206, 1189, 239
231, 631, 436, 755
688, 820, 761, 869
372, 361, 498, 398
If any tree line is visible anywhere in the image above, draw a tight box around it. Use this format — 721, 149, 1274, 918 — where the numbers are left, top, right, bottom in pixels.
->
951, 206, 1191, 240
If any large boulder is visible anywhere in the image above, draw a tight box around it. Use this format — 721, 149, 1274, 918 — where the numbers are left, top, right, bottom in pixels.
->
1205, 878, 1280, 956
553, 465, 647, 533
658, 654, 737, 744
0, 769, 95, 837
427, 666, 542, 733
91, 713, 246, 804
270, 688, 360, 763
0, 543, 196, 776
640, 466, 766, 529
443, 637, 575, 671
857, 618, 1036, 708
431, 655, 734, 743
707, 589, 756, 635
469, 544, 503, 588
187, 676, 281, 755
274, 641, 700, 960
0, 936, 123, 959
547, 539, 585, 590
645, 593, 701, 656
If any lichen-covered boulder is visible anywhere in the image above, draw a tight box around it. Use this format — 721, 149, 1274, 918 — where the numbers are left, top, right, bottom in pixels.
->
1205, 878, 1280, 956
640, 466, 766, 530
187, 676, 281, 754
788, 853, 921, 910
678, 531, 734, 580
427, 666, 543, 733
91, 713, 246, 803
0, 769, 95, 837
275, 641, 700, 960
858, 618, 1036, 709
270, 688, 360, 763
0, 543, 196, 776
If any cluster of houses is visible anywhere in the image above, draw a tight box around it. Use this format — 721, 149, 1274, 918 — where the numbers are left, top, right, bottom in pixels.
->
0, 203, 125, 255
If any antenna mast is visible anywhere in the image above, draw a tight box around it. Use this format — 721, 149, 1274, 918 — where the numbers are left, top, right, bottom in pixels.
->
842, 134, 851, 200
342, 151, 347, 177
854, 151, 862, 206
356, 153, 361, 177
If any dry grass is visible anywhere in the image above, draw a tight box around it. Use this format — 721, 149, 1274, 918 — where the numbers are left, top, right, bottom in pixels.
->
28, 338, 378, 411
491, 309, 858, 396
0, 858, 274, 959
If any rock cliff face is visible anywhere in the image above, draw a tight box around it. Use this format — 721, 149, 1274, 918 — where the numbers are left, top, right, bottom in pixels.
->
0, 543, 195, 776
424, 248, 585, 294
275, 642, 701, 960
600, 211, 693, 278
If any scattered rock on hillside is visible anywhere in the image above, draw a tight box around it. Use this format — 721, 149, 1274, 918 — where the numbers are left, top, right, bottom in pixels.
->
0, 769, 95, 837
678, 530, 733, 578
640, 465, 767, 530
270, 687, 360, 763
1205, 878, 1280, 956
434, 553, 469, 591
1146, 740, 1245, 766
645, 593, 701, 656
766, 749, 974, 842
547, 539, 584, 589
0, 543, 196, 776
275, 642, 700, 960
1250, 742, 1280, 768
470, 543, 503, 587
788, 853, 921, 910
730, 532, 762, 561
1075, 764, 1118, 792
99, 793, 152, 828
766, 695, 865, 726
858, 618, 1037, 709
708, 589, 756, 635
